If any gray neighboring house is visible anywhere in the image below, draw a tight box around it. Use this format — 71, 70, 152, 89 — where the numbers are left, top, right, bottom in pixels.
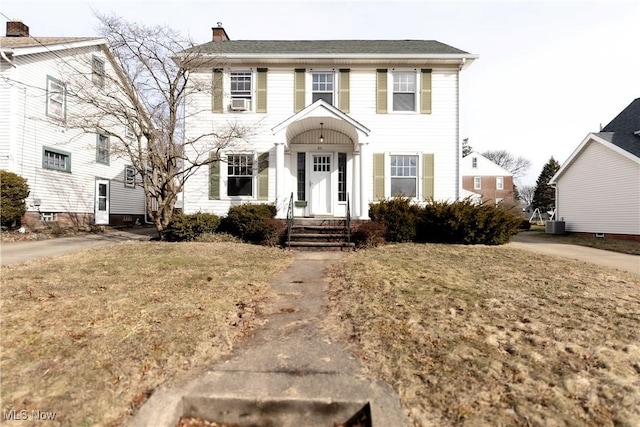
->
549, 98, 640, 241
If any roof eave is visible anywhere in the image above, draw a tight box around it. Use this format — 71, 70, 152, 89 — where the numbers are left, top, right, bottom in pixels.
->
184, 53, 477, 68
7, 38, 108, 56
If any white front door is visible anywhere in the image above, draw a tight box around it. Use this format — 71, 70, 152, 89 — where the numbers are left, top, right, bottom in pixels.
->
310, 153, 332, 216
95, 179, 110, 225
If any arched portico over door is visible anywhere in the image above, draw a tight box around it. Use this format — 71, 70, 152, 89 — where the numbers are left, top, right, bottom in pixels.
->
272, 100, 370, 219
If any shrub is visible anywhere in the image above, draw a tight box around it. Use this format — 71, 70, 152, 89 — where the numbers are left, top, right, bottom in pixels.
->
351, 221, 386, 249
219, 203, 281, 245
0, 170, 30, 228
164, 212, 220, 242
368, 197, 421, 242
519, 219, 532, 230
418, 199, 522, 245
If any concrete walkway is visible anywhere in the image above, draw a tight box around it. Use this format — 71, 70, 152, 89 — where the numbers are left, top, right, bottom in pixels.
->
131, 251, 408, 427
509, 232, 639, 275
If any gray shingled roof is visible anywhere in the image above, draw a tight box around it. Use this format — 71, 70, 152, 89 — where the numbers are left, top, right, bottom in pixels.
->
0, 36, 100, 49
189, 40, 470, 55
596, 98, 640, 158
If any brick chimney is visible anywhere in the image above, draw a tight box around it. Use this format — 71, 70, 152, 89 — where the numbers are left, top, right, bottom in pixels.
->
6, 20, 29, 37
212, 22, 229, 42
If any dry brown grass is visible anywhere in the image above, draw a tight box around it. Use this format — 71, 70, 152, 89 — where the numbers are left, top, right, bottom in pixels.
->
324, 243, 640, 427
0, 241, 292, 426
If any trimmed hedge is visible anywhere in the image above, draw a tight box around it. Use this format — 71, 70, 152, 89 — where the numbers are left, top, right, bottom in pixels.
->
418, 199, 522, 245
352, 221, 386, 249
220, 203, 283, 245
369, 198, 522, 245
369, 197, 421, 243
164, 212, 220, 242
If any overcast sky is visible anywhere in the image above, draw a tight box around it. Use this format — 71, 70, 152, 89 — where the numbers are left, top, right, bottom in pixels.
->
2, 0, 638, 186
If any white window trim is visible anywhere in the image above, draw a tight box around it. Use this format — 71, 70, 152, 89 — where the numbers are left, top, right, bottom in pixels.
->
310, 69, 337, 106
229, 69, 254, 112
496, 176, 504, 190
389, 68, 419, 113
385, 152, 421, 199
474, 176, 481, 190
472, 157, 478, 168
46, 75, 66, 120
224, 152, 257, 198
96, 132, 110, 165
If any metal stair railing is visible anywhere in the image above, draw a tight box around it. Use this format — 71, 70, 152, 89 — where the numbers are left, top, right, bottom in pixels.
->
286, 192, 294, 249
346, 192, 351, 246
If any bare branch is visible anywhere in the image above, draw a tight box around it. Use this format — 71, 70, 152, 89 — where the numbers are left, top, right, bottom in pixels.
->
57, 13, 254, 238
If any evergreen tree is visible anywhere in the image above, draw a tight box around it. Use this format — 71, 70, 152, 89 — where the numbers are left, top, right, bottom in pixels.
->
532, 157, 560, 211
0, 170, 30, 228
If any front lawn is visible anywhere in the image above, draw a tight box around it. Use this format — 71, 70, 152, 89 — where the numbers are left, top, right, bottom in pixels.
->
324, 243, 640, 426
0, 242, 293, 426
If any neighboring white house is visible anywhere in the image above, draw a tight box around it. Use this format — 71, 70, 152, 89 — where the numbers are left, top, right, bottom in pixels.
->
549, 98, 640, 241
0, 20, 146, 229
460, 152, 515, 205
181, 25, 477, 219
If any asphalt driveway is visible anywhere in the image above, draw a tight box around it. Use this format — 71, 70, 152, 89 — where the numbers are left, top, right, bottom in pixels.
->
0, 228, 157, 266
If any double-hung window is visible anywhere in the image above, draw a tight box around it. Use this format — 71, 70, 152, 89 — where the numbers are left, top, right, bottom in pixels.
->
46, 76, 66, 119
496, 176, 504, 190
312, 72, 334, 105
92, 56, 105, 87
474, 177, 481, 190
227, 154, 253, 196
472, 157, 478, 168
230, 71, 252, 110
125, 166, 136, 188
392, 72, 416, 111
390, 155, 418, 197
96, 132, 110, 164
43, 147, 71, 172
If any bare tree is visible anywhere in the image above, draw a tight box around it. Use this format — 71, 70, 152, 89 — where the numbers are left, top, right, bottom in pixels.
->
518, 184, 535, 206
61, 13, 253, 239
481, 150, 532, 182
462, 138, 473, 157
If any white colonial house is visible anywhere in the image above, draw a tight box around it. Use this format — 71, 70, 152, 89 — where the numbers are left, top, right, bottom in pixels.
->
0, 20, 146, 229
181, 25, 477, 220
549, 98, 640, 241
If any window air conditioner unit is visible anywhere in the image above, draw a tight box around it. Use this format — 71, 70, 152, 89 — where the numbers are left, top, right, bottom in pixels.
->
230, 98, 249, 111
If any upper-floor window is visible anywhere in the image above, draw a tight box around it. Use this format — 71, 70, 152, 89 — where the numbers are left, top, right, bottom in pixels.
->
496, 176, 504, 190
43, 147, 71, 172
474, 177, 481, 190
96, 132, 110, 165
393, 72, 416, 111
227, 154, 253, 196
312, 72, 334, 105
92, 56, 105, 87
230, 71, 252, 111
390, 155, 418, 197
46, 76, 66, 119
472, 157, 478, 168
125, 166, 136, 188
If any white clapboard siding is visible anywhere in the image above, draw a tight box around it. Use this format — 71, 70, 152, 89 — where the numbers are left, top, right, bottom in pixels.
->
0, 42, 146, 219
182, 65, 463, 216
556, 140, 640, 235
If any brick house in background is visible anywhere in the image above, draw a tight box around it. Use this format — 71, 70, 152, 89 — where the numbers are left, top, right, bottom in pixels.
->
461, 152, 514, 205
